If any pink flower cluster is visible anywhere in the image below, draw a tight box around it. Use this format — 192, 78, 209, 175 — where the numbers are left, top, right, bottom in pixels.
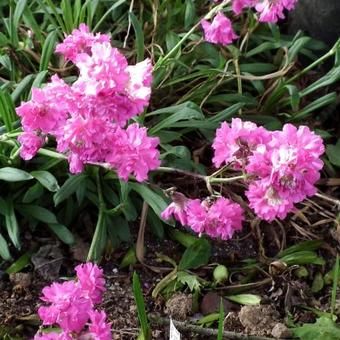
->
212, 119, 324, 221
202, 0, 298, 45
34, 263, 111, 340
162, 192, 244, 240
17, 24, 160, 181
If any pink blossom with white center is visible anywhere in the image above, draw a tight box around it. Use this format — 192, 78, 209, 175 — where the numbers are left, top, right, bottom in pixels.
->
74, 42, 129, 96
212, 118, 271, 169
246, 179, 294, 221
201, 12, 238, 45
126, 58, 153, 114
106, 123, 160, 182
161, 192, 191, 225
18, 132, 44, 160
79, 310, 112, 340
55, 23, 110, 62
38, 281, 92, 333
75, 263, 105, 305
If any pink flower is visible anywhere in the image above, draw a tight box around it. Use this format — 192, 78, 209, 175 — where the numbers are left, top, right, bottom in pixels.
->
186, 197, 244, 240
79, 310, 112, 340
16, 76, 70, 135
246, 179, 294, 221
255, 0, 298, 23
56, 116, 116, 174
38, 281, 92, 333
208, 197, 244, 239
161, 192, 190, 225
201, 12, 238, 45
106, 124, 160, 182
232, 0, 257, 14
186, 199, 209, 235
75, 263, 105, 304
18, 132, 44, 160
212, 118, 271, 169
126, 59, 153, 114
74, 42, 129, 96
56, 24, 110, 62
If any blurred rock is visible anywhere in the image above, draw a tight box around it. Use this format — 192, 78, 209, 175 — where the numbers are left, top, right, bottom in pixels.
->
271, 323, 292, 339
165, 293, 192, 321
239, 305, 280, 336
289, 0, 340, 46
200, 292, 239, 316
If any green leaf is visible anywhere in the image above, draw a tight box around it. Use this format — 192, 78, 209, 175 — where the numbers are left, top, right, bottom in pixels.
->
47, 223, 75, 245
120, 246, 137, 268
280, 251, 325, 266
177, 271, 201, 292
133, 272, 151, 339
226, 294, 262, 305
278, 240, 323, 257
149, 104, 204, 134
4, 200, 20, 249
23, 182, 44, 203
39, 31, 57, 72
17, 204, 58, 224
197, 313, 220, 326
326, 141, 340, 167
311, 272, 324, 293
217, 298, 224, 340
129, 12, 144, 62
5, 251, 32, 274
178, 238, 211, 271
0, 233, 11, 261
31, 171, 59, 192
54, 174, 87, 206
0, 167, 33, 182
293, 316, 340, 340
129, 183, 169, 218
290, 92, 337, 121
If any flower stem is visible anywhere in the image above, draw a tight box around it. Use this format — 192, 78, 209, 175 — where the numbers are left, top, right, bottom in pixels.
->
208, 175, 246, 184
287, 38, 340, 84
87, 169, 107, 262
155, 166, 206, 180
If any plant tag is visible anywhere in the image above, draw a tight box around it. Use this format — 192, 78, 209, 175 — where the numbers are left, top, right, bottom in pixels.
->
169, 318, 181, 340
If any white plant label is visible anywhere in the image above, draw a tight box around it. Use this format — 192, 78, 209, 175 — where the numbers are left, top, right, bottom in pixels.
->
169, 318, 181, 340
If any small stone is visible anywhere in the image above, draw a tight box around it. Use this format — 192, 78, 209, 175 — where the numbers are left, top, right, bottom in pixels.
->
9, 273, 32, 288
239, 305, 280, 336
271, 323, 292, 339
200, 292, 238, 316
165, 293, 192, 321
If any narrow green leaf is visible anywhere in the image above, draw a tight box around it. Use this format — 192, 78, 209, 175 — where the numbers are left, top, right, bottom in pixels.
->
0, 167, 33, 182
31, 170, 60, 192
133, 272, 151, 339
0, 233, 11, 261
4, 200, 20, 249
54, 174, 87, 206
5, 251, 32, 274
129, 12, 144, 62
48, 223, 75, 245
217, 298, 224, 340
17, 204, 58, 224
39, 31, 57, 72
